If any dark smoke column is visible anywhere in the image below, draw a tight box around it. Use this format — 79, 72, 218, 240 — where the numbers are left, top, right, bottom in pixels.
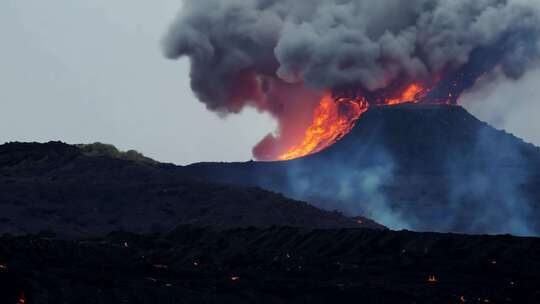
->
163, 0, 540, 159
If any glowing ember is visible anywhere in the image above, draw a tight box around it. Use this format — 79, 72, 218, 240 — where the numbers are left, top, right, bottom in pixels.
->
278, 93, 368, 160
153, 264, 169, 269
0, 264, 7, 271
19, 292, 26, 304
427, 275, 438, 283
230, 276, 240, 282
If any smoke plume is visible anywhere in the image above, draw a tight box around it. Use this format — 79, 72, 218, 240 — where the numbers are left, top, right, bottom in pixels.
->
284, 148, 410, 230
461, 67, 540, 146
443, 126, 536, 236
164, 0, 540, 159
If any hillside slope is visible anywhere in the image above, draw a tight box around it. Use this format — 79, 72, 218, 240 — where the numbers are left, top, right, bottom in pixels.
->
0, 142, 381, 237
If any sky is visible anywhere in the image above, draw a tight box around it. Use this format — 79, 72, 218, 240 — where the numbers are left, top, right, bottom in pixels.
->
1, 1, 539, 165
0, 1, 275, 165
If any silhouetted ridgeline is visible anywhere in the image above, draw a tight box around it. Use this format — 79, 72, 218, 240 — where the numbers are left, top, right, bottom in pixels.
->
0, 141, 379, 238
2, 105, 540, 236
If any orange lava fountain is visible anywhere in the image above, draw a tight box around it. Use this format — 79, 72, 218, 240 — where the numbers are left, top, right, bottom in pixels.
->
278, 94, 368, 160
278, 83, 428, 161
385, 83, 425, 105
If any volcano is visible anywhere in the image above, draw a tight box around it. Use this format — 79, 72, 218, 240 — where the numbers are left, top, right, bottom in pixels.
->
158, 0, 540, 235
179, 104, 540, 236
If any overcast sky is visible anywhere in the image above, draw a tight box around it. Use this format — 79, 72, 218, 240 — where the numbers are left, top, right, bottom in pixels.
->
1, 1, 539, 165
0, 1, 275, 165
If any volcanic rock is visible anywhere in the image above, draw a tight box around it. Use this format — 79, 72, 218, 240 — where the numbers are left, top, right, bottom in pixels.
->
0, 142, 381, 238
1, 226, 539, 303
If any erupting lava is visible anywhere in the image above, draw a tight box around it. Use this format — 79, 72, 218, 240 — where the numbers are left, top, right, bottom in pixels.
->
278, 83, 429, 160
166, 0, 540, 163
278, 94, 368, 161
385, 83, 426, 105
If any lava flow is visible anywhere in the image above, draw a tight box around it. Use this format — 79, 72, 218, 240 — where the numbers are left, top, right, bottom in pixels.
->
278, 94, 368, 161
385, 83, 426, 105
278, 83, 430, 160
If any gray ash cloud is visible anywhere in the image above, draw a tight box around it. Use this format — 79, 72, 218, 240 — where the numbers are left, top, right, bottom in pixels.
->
164, 0, 540, 110
162, 0, 540, 162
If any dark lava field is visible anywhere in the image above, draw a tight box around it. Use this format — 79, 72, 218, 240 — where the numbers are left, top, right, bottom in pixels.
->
1, 227, 540, 304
